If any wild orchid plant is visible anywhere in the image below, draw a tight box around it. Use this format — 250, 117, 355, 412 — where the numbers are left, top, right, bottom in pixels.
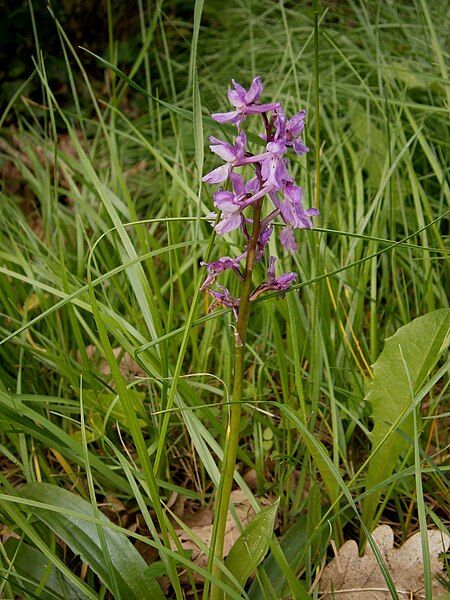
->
201, 77, 318, 597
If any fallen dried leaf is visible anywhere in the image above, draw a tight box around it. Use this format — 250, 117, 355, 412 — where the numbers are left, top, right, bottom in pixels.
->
83, 345, 146, 378
319, 525, 449, 599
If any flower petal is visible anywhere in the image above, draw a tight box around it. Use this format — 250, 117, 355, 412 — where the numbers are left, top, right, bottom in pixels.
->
286, 110, 306, 137
210, 141, 237, 162
211, 111, 241, 124
280, 227, 298, 253
228, 88, 245, 108
293, 139, 309, 155
243, 102, 280, 115
229, 172, 245, 196
213, 190, 238, 212
215, 213, 242, 235
245, 76, 263, 104
202, 164, 230, 184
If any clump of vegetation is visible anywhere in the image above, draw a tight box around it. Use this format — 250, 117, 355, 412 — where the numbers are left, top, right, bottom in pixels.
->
0, 1, 448, 598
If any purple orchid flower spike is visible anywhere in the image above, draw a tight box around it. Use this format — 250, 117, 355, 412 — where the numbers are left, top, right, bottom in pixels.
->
200, 75, 318, 315
201, 78, 319, 591
202, 131, 246, 184
250, 256, 296, 300
212, 77, 280, 125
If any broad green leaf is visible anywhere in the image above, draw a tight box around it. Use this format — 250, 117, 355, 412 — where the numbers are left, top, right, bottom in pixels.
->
224, 498, 279, 591
20, 483, 164, 600
362, 309, 450, 529
5, 538, 92, 600
247, 516, 308, 600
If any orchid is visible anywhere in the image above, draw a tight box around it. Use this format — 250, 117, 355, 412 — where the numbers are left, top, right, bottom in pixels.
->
201, 76, 319, 305
273, 108, 309, 155
208, 286, 240, 320
250, 256, 297, 301
203, 77, 319, 600
202, 131, 247, 183
212, 77, 280, 125
199, 253, 245, 291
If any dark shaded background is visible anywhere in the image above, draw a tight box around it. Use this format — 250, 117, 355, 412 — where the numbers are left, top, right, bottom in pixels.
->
0, 1, 144, 107
0, 1, 198, 112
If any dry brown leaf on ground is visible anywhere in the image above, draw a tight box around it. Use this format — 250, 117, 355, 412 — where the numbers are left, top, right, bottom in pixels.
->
83, 345, 146, 378
319, 525, 449, 599
170, 490, 272, 581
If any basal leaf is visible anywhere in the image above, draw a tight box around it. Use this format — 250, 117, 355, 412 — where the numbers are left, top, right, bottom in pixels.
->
362, 309, 450, 529
20, 483, 164, 600
5, 538, 92, 600
224, 498, 279, 591
247, 516, 309, 600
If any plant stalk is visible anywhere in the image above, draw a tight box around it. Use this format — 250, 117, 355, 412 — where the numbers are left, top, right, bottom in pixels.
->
209, 199, 263, 600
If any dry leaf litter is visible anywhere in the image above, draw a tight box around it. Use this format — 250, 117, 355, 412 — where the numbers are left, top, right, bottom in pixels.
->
319, 524, 449, 599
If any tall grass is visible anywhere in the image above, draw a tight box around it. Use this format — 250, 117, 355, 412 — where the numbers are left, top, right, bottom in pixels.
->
0, 1, 448, 598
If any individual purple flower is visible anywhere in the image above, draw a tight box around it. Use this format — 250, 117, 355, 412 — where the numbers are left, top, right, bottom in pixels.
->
200, 253, 246, 291
212, 77, 280, 125
256, 224, 274, 258
250, 256, 296, 300
213, 172, 259, 235
260, 141, 290, 191
208, 286, 240, 320
202, 131, 246, 184
273, 108, 309, 155
279, 182, 320, 229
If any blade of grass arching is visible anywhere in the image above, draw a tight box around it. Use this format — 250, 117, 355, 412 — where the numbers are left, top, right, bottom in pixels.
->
110, 446, 199, 592
79, 379, 120, 600
30, 61, 162, 346
86, 270, 183, 598
417, 0, 450, 109
400, 348, 432, 599
0, 73, 36, 129
0, 237, 203, 348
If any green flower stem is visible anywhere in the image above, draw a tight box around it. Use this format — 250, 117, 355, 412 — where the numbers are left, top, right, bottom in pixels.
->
209, 199, 263, 600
